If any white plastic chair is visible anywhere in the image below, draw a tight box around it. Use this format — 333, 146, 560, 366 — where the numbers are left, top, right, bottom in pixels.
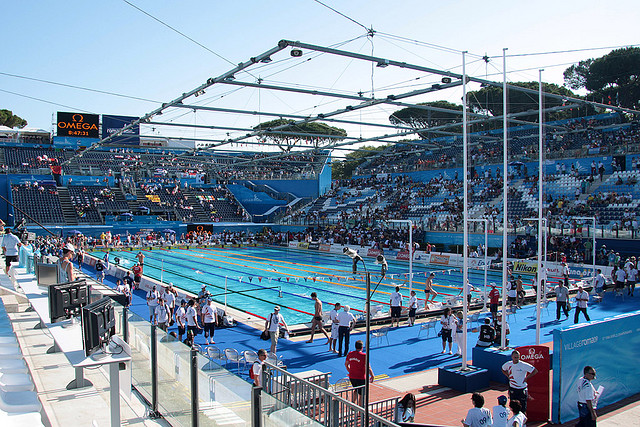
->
266, 352, 284, 367
370, 328, 390, 347
224, 348, 244, 372
467, 313, 481, 330
331, 377, 351, 392
243, 350, 258, 365
207, 346, 224, 362
418, 319, 438, 338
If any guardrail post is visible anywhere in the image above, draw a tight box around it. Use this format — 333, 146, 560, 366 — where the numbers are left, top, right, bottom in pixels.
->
150, 325, 160, 418
251, 386, 262, 427
190, 347, 199, 427
330, 397, 339, 427
122, 307, 129, 343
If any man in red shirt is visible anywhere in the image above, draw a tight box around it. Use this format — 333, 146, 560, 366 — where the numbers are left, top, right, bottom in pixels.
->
489, 285, 500, 321
132, 263, 143, 290
345, 340, 375, 406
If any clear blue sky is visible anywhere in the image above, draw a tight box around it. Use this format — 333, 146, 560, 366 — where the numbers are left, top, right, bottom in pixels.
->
2, 0, 638, 149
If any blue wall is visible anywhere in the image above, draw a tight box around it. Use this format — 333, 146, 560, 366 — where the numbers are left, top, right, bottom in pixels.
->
552, 310, 640, 423
227, 184, 286, 215
245, 179, 319, 199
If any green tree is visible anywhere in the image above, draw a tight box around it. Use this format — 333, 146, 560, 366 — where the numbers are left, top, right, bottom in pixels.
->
389, 101, 463, 139
0, 109, 27, 128
254, 119, 347, 152
564, 47, 640, 110
467, 82, 580, 121
331, 145, 387, 179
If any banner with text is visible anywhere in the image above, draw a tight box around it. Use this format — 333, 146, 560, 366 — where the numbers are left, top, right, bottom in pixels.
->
57, 112, 99, 138
516, 345, 550, 422
102, 114, 140, 144
552, 311, 640, 423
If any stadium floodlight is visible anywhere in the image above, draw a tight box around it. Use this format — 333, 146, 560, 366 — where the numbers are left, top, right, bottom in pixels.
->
343, 247, 363, 274
375, 254, 388, 277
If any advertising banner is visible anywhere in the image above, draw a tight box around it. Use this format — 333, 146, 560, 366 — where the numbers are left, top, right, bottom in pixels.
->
552, 311, 640, 423
57, 112, 99, 138
319, 244, 331, 252
430, 254, 450, 265
516, 345, 550, 422
396, 250, 410, 260
512, 260, 539, 275
102, 114, 140, 144
187, 224, 212, 234
308, 242, 319, 250
367, 248, 382, 257
297, 242, 309, 249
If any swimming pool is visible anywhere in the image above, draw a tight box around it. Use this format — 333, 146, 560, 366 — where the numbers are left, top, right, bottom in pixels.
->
92, 246, 507, 325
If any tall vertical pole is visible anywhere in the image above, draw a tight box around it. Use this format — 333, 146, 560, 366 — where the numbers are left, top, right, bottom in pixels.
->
190, 347, 199, 427
484, 220, 488, 311
150, 325, 159, 417
536, 70, 544, 345
364, 271, 371, 427
592, 218, 596, 279
501, 48, 509, 350
224, 276, 228, 313
409, 220, 413, 294
462, 51, 469, 369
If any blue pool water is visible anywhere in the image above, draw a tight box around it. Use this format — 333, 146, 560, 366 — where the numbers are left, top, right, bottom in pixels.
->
93, 246, 506, 324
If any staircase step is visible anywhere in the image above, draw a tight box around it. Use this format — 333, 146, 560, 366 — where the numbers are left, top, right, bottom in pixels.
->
56, 187, 79, 225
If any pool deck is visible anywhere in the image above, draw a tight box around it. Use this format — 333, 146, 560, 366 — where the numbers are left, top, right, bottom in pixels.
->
5, 260, 640, 426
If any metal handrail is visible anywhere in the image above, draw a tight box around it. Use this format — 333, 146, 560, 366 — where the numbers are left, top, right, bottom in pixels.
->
262, 363, 400, 427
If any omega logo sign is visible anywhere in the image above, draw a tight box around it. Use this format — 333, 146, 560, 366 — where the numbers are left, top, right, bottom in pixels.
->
520, 348, 545, 361
57, 112, 99, 138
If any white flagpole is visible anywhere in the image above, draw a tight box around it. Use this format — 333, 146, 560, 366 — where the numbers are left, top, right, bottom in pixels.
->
409, 220, 413, 294
536, 69, 544, 345
462, 50, 469, 369
501, 47, 509, 350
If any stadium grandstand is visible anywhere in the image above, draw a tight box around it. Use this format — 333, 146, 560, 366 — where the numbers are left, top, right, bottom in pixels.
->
2, 36, 640, 427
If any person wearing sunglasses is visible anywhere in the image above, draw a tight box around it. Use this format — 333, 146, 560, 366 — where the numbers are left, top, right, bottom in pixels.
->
577, 365, 599, 426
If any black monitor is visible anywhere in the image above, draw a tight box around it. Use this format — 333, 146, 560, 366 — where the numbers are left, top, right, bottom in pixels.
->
81, 297, 116, 357
48, 279, 90, 323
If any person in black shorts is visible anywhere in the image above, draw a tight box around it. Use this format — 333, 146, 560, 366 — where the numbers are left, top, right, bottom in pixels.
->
307, 292, 329, 343
390, 286, 403, 327
440, 307, 454, 354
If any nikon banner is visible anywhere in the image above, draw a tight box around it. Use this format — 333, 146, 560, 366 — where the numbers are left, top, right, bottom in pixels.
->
57, 112, 99, 138
102, 114, 140, 144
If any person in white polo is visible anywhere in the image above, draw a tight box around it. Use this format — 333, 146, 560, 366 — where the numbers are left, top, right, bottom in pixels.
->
2, 229, 21, 274
502, 350, 537, 414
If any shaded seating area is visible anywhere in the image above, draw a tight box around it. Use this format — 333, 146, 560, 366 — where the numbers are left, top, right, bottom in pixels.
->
11, 183, 65, 225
